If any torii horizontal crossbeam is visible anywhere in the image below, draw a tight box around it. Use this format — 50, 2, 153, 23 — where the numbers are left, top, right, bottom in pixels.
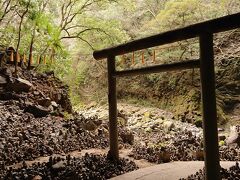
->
114, 59, 200, 77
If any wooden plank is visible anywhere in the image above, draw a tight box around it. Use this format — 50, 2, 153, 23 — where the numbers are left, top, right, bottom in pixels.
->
16, 52, 20, 62
114, 59, 200, 77
199, 33, 220, 180
44, 55, 46, 65
153, 50, 156, 63
23, 54, 26, 63
141, 51, 145, 64
93, 13, 240, 60
10, 51, 14, 62
107, 55, 119, 161
37, 55, 40, 64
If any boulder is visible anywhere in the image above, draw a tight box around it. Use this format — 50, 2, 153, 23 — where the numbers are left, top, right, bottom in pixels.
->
194, 150, 204, 160
25, 103, 50, 118
51, 91, 62, 103
118, 117, 127, 127
98, 127, 109, 137
51, 101, 58, 108
163, 121, 175, 132
0, 75, 7, 86
94, 119, 102, 126
32, 176, 42, 180
157, 152, 171, 163
0, 67, 12, 79
58, 92, 72, 113
82, 121, 98, 131
225, 126, 240, 146
194, 119, 202, 128
119, 128, 134, 145
38, 98, 52, 107
52, 161, 66, 170
9, 78, 33, 92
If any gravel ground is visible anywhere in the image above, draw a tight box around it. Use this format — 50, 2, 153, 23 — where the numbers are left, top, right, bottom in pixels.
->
0, 153, 138, 179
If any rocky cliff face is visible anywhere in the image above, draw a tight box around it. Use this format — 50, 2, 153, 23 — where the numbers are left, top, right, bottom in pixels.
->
117, 30, 240, 126
0, 65, 72, 117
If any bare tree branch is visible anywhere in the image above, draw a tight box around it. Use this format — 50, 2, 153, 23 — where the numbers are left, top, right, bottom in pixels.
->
0, 0, 17, 23
62, 35, 94, 50
16, 0, 31, 51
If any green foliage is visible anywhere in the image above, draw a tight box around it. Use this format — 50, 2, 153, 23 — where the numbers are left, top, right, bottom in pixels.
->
219, 140, 225, 146
0, 0, 239, 110
142, 0, 240, 35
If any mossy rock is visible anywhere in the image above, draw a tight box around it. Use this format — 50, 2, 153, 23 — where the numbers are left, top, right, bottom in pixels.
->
145, 127, 152, 133
118, 117, 127, 127
219, 140, 225, 146
194, 118, 202, 128
64, 112, 74, 120
144, 111, 151, 118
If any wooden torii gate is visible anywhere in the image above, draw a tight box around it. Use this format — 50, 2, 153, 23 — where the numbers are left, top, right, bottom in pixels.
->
93, 13, 240, 180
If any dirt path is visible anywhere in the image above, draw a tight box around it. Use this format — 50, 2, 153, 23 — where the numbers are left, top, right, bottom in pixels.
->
9, 148, 154, 170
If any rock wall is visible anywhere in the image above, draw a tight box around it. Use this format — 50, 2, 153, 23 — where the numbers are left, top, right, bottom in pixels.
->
0, 65, 72, 117
117, 30, 240, 125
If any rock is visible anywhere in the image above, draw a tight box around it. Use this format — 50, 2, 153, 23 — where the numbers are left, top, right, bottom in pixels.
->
59, 93, 72, 113
119, 144, 124, 150
194, 150, 204, 160
219, 140, 225, 146
102, 127, 109, 137
225, 126, 240, 146
52, 161, 66, 170
194, 118, 202, 128
48, 105, 54, 112
218, 128, 225, 132
38, 98, 51, 107
163, 121, 175, 132
83, 121, 97, 131
51, 91, 61, 103
118, 117, 127, 127
145, 127, 152, 133
157, 152, 171, 163
9, 78, 33, 92
33, 175, 42, 180
85, 102, 97, 109
218, 134, 226, 141
0, 75, 7, 86
51, 101, 58, 108
33, 91, 40, 96
144, 112, 151, 118
25, 104, 50, 118
94, 119, 102, 126
45, 70, 54, 76
156, 119, 164, 124
119, 128, 134, 145
0, 67, 12, 79
118, 110, 128, 122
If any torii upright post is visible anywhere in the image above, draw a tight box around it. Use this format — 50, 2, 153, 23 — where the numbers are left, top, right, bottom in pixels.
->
107, 55, 119, 161
200, 32, 220, 180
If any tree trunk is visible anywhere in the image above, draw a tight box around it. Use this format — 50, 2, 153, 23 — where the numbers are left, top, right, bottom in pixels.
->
15, 0, 31, 72
27, 35, 34, 70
